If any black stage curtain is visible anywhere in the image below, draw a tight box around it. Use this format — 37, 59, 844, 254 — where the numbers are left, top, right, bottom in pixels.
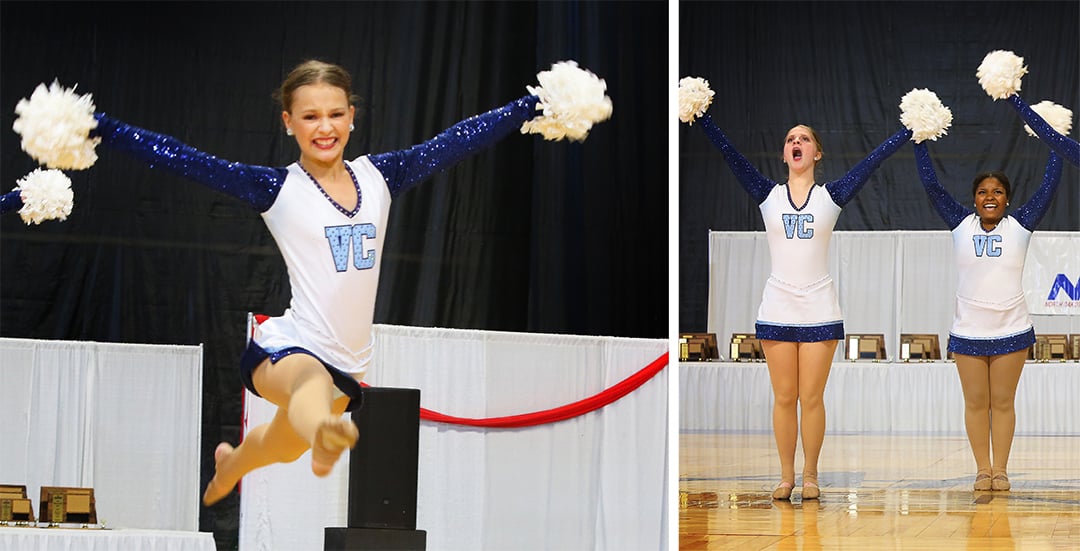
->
0, 1, 667, 547
680, 1, 1079, 332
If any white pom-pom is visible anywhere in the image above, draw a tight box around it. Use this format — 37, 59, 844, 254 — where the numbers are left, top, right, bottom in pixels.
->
12, 80, 101, 170
520, 61, 613, 142
899, 88, 953, 143
14, 168, 74, 225
678, 77, 715, 124
1024, 100, 1073, 137
976, 50, 1028, 100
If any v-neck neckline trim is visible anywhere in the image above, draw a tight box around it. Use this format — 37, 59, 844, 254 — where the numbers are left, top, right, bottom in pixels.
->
298, 161, 362, 217
785, 183, 814, 211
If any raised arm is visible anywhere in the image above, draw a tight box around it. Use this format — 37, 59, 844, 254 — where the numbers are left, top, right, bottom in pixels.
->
1012, 151, 1064, 231
825, 128, 912, 207
976, 50, 1078, 167
369, 95, 539, 198
1007, 95, 1079, 167
913, 142, 969, 229
92, 114, 288, 212
697, 114, 776, 204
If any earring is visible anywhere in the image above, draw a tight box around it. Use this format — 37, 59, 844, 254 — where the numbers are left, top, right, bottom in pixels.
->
286, 128, 294, 136
349, 123, 355, 132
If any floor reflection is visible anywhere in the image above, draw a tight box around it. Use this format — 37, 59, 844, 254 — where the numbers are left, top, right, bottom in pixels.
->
679, 433, 1080, 550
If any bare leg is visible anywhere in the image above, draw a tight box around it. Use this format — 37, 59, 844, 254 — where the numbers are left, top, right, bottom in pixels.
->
988, 349, 1026, 489
203, 407, 310, 505
955, 353, 992, 488
251, 353, 358, 477
202, 355, 358, 505
253, 354, 338, 441
762, 340, 799, 498
796, 340, 837, 499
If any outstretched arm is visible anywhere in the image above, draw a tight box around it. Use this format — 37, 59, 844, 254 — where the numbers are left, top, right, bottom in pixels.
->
697, 114, 775, 204
1007, 95, 1079, 167
825, 128, 912, 207
913, 142, 969, 229
92, 114, 288, 212
1013, 151, 1064, 231
370, 96, 539, 198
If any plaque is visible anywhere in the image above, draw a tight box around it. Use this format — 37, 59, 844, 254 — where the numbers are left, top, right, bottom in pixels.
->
0, 485, 34, 524
38, 486, 96, 525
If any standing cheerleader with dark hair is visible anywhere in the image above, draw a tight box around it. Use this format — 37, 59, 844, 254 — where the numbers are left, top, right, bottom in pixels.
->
913, 135, 1064, 491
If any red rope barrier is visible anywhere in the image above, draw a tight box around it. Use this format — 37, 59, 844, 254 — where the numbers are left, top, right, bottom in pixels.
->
251, 314, 668, 429
414, 352, 668, 428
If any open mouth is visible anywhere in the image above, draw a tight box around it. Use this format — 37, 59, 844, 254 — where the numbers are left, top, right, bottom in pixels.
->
792, 147, 803, 161
314, 137, 338, 149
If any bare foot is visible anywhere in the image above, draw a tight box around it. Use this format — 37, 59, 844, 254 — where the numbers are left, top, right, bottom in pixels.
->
311, 418, 359, 477
202, 442, 237, 506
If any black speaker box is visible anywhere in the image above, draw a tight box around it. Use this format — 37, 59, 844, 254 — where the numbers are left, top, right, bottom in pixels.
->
324, 526, 427, 551
347, 387, 421, 530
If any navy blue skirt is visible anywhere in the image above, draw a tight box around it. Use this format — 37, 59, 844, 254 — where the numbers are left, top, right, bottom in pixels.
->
239, 341, 364, 412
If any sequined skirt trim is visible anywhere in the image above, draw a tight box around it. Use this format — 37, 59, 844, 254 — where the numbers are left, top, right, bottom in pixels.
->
755, 321, 845, 343
239, 341, 364, 412
947, 327, 1035, 356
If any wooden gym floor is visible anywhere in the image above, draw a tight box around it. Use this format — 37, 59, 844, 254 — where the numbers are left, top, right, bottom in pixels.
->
679, 432, 1080, 550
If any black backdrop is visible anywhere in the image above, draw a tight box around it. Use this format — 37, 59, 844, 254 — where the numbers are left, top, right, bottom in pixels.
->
0, 1, 667, 547
680, 1, 1079, 332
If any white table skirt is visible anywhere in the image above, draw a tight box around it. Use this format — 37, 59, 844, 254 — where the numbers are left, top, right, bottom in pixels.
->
680, 361, 1080, 435
0, 527, 215, 551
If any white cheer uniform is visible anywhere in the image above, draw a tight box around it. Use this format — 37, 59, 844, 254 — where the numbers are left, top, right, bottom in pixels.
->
698, 115, 911, 342
94, 95, 540, 407
254, 158, 391, 376
914, 142, 1064, 356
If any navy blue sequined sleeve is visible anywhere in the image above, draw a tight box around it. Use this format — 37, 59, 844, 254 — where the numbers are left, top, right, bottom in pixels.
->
913, 143, 969, 230
369, 95, 539, 198
92, 114, 287, 212
698, 114, 775, 204
1008, 95, 1079, 167
1, 190, 23, 215
825, 128, 912, 207
1013, 152, 1063, 231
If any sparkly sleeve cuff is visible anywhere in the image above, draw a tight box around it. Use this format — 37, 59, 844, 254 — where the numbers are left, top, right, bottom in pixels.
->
1008, 95, 1079, 167
92, 113, 287, 212
1, 190, 23, 215
825, 128, 911, 207
1013, 152, 1063, 231
914, 142, 968, 229
369, 95, 540, 198
698, 115, 775, 204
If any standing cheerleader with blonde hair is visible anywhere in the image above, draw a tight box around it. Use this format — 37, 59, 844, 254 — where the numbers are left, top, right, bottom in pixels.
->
679, 77, 952, 500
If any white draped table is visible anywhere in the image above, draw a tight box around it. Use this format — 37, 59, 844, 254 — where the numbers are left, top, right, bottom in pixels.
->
680, 361, 1080, 435
0, 527, 215, 551
0, 338, 204, 531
